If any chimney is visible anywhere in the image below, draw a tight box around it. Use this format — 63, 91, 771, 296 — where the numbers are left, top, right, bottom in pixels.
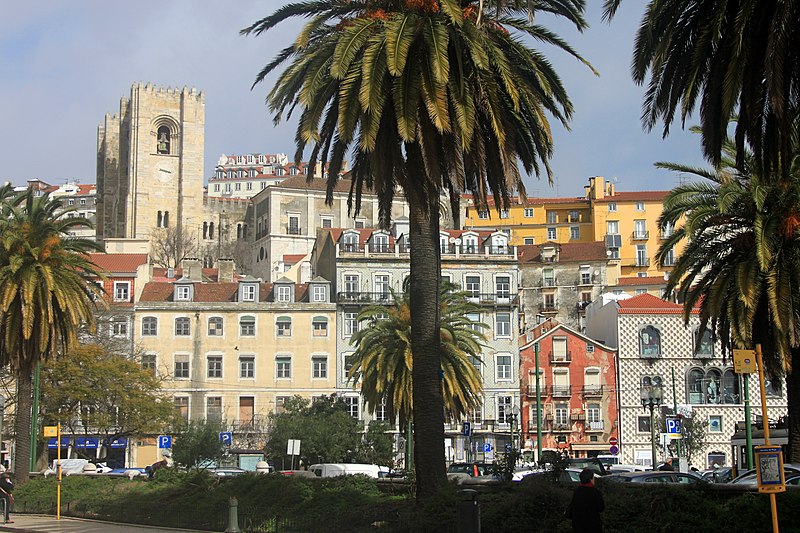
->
587, 176, 605, 200
181, 258, 203, 282
216, 259, 235, 282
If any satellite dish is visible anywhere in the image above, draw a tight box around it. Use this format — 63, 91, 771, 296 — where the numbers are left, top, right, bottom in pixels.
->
449, 237, 457, 243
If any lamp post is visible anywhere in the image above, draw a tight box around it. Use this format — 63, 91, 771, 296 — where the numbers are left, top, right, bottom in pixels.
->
510, 405, 520, 453
640, 375, 664, 469
0, 396, 4, 467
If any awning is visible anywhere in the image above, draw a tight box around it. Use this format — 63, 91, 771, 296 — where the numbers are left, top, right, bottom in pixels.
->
47, 438, 70, 449
75, 437, 99, 449
571, 443, 611, 451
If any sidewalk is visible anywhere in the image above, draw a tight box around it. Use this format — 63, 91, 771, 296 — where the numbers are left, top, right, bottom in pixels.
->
0, 514, 212, 533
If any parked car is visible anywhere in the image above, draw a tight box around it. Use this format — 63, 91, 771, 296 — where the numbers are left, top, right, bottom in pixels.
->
607, 464, 646, 474
604, 471, 706, 484
729, 464, 800, 485
786, 474, 800, 486
700, 467, 733, 484
447, 462, 492, 477
308, 463, 387, 478
566, 457, 609, 476
209, 467, 247, 478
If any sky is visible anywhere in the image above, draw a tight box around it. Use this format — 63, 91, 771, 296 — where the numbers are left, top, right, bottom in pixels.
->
1, 1, 708, 199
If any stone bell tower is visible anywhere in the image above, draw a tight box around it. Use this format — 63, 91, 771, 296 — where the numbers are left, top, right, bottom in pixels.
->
96, 82, 205, 243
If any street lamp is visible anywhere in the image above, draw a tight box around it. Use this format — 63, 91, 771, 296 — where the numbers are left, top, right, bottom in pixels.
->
640, 375, 664, 469
510, 405, 520, 453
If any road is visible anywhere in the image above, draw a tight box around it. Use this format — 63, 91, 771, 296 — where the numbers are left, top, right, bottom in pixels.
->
0, 514, 211, 533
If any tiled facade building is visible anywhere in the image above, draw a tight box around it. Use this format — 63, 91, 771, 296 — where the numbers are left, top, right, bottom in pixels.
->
585, 293, 787, 469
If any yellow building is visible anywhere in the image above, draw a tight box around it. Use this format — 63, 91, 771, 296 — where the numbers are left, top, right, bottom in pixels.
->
463, 177, 677, 279
135, 259, 336, 450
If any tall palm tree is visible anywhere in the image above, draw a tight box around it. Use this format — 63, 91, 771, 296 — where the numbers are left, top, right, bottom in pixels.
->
243, 0, 592, 497
657, 129, 800, 462
349, 281, 485, 428
0, 188, 103, 482
603, 0, 800, 175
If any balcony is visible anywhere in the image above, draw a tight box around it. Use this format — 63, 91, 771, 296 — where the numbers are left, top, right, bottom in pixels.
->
549, 352, 571, 364
551, 422, 571, 432
287, 226, 302, 235
570, 413, 586, 421
551, 385, 571, 397
576, 301, 590, 313
660, 230, 674, 240
586, 421, 605, 432
525, 385, 545, 397
539, 303, 558, 314
541, 278, 556, 287
582, 385, 604, 397
634, 258, 650, 267
477, 293, 519, 306
632, 230, 650, 240
337, 291, 397, 304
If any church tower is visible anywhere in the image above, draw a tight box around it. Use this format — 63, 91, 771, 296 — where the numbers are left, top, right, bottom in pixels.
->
97, 83, 205, 243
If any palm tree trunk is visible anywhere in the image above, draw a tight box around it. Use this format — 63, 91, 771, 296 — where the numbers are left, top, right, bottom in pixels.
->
13, 366, 33, 483
405, 167, 447, 499
786, 354, 800, 463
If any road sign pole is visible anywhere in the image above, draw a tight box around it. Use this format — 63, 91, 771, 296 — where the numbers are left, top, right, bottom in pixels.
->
755, 344, 780, 533
743, 374, 754, 470
534, 342, 542, 465
671, 367, 682, 461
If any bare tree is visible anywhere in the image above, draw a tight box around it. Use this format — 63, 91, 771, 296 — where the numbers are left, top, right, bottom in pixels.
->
150, 227, 199, 268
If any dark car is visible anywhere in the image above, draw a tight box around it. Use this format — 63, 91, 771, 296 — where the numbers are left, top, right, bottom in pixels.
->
604, 471, 705, 484
700, 467, 733, 484
447, 462, 492, 477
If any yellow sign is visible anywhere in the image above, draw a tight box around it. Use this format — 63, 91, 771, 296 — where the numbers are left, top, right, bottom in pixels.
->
733, 349, 757, 374
43, 426, 58, 437
755, 445, 786, 494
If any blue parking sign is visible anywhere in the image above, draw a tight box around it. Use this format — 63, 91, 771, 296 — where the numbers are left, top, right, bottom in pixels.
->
666, 417, 683, 438
219, 432, 233, 446
158, 435, 172, 449
483, 442, 492, 453
462, 422, 471, 436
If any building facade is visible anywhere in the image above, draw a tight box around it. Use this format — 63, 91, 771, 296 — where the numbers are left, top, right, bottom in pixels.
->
519, 319, 618, 460
585, 293, 788, 469
312, 225, 520, 464
518, 242, 618, 332
135, 259, 336, 451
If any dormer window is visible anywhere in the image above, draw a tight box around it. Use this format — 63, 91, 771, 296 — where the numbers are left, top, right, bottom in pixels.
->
175, 285, 192, 301
491, 235, 508, 254
462, 235, 478, 254
342, 232, 359, 252
276, 285, 292, 302
371, 233, 390, 253
240, 283, 258, 302
312, 284, 328, 302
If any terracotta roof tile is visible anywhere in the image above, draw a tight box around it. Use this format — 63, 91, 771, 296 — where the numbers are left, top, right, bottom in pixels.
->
139, 281, 313, 303
273, 175, 359, 194
616, 276, 667, 287
594, 191, 668, 203
617, 293, 692, 314
283, 254, 308, 263
88, 253, 148, 273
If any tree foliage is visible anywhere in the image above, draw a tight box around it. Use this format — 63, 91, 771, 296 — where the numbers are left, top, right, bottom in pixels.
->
349, 280, 486, 425
40, 344, 178, 459
265, 395, 394, 470
657, 411, 707, 467
172, 419, 228, 470
150, 227, 199, 268
0, 185, 103, 482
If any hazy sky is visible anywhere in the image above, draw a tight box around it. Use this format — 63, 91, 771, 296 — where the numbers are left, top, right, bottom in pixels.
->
1, 1, 708, 198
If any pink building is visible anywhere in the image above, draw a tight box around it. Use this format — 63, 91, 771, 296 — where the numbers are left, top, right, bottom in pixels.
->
520, 319, 618, 459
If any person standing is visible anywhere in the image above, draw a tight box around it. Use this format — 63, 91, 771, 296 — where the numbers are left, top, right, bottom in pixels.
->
565, 468, 604, 532
658, 458, 675, 471
0, 472, 14, 524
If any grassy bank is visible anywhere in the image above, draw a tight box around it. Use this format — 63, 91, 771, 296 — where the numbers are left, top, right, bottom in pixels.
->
13, 472, 800, 532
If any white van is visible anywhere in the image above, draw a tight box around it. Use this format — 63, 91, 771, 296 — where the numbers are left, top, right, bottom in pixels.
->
308, 463, 386, 478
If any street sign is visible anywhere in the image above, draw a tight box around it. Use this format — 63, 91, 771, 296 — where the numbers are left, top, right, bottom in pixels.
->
755, 445, 786, 494
609, 445, 619, 455
609, 436, 618, 446
157, 435, 172, 449
483, 442, 492, 453
666, 417, 683, 439
219, 432, 233, 446
43, 426, 58, 438
505, 443, 512, 453
733, 349, 757, 374
462, 422, 471, 437
287, 439, 301, 456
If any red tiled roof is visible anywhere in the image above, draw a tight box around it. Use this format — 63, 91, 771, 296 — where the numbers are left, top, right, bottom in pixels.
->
594, 191, 669, 203
273, 175, 358, 194
283, 254, 307, 263
139, 281, 311, 303
617, 293, 692, 314
463, 195, 588, 208
88, 253, 148, 273
616, 276, 667, 287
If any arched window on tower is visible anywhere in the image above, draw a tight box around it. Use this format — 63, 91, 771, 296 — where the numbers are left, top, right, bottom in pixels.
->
157, 126, 171, 155
243, 224, 248, 239
157, 211, 163, 228
237, 224, 242, 240
203, 222, 208, 240
209, 222, 215, 239
163, 211, 169, 228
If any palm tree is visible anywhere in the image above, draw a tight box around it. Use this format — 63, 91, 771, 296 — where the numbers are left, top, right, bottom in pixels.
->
657, 129, 800, 462
243, 0, 592, 497
603, 0, 800, 175
0, 188, 103, 482
349, 281, 485, 429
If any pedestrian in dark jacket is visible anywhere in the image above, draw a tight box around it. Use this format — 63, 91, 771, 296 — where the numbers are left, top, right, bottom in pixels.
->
0, 472, 14, 523
565, 468, 604, 532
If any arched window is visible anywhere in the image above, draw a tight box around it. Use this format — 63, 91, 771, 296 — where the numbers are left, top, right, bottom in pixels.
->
237, 224, 242, 240
723, 370, 740, 404
203, 222, 208, 239
706, 369, 722, 404
163, 211, 169, 228
639, 325, 661, 358
687, 368, 705, 404
157, 211, 163, 228
342, 232, 359, 252
243, 224, 248, 239
209, 222, 215, 239
157, 126, 171, 154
